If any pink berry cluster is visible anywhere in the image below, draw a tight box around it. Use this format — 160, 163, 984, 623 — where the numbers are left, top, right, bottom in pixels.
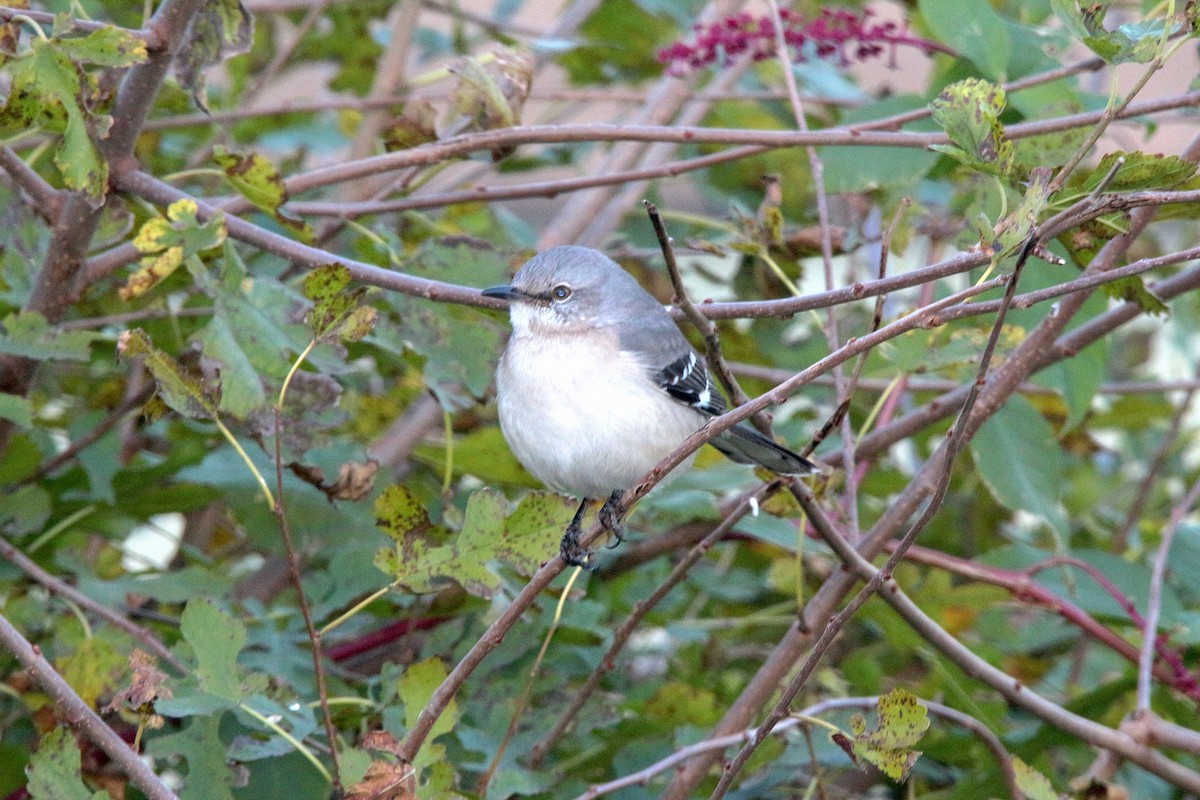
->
657, 8, 949, 76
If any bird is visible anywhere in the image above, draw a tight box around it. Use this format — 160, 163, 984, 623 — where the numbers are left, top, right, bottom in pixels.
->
482, 246, 814, 568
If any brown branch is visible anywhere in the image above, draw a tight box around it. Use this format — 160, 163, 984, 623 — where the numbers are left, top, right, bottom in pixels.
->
788, 484, 1200, 792
0, 146, 63, 221
111, 170, 497, 306
0, 7, 163, 48
709, 228, 1037, 798
0, 537, 185, 673
141, 89, 858, 131
0, 0, 209, 401
574, 697, 1019, 800
0, 611, 181, 800
283, 144, 771, 218
645, 202, 762, 425
12, 385, 154, 488
529, 483, 779, 766
666, 143, 1200, 795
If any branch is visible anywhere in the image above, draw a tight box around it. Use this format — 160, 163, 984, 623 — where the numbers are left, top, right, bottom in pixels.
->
0, 146, 63, 221
0, 0, 210, 401
1136, 472, 1200, 712
0, 611, 181, 800
573, 697, 1019, 800
789, 485, 1200, 792
0, 7, 163, 48
530, 483, 778, 765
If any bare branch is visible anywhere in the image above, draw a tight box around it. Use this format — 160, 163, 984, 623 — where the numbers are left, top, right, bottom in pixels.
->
0, 611, 182, 800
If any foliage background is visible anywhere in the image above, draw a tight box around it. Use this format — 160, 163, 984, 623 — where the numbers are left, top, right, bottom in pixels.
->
0, 0, 1199, 799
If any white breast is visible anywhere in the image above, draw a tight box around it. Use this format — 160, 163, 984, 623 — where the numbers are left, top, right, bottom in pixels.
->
496, 328, 703, 499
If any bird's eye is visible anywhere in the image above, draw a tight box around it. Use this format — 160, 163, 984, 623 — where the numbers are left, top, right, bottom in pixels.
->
552, 284, 572, 300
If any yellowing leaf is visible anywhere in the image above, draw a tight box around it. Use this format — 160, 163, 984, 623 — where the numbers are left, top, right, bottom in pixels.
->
302, 264, 377, 342
117, 329, 219, 419
1014, 757, 1062, 800
123, 200, 226, 299
840, 689, 930, 782
930, 78, 1013, 177
212, 145, 314, 243
375, 489, 576, 597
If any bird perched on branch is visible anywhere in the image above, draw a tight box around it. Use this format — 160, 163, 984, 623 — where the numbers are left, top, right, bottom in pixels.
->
483, 246, 813, 568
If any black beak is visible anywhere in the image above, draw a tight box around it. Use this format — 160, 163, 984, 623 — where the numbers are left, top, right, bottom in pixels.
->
482, 284, 525, 302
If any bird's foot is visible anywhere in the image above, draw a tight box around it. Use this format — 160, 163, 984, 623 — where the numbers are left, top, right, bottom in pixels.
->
560, 498, 597, 570
600, 491, 626, 550
559, 522, 595, 570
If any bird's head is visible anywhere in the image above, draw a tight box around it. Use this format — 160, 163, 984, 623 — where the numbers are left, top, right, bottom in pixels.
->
483, 246, 650, 335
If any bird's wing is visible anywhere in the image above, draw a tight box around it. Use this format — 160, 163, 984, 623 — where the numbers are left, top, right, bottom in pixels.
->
656, 350, 726, 416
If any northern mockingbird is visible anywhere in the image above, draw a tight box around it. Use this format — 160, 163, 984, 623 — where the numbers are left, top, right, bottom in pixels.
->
483, 246, 814, 567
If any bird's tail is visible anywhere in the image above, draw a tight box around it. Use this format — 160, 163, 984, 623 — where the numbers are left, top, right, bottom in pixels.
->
711, 424, 815, 475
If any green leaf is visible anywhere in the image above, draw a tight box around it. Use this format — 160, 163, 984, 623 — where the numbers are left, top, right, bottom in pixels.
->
929, 78, 1013, 177
970, 395, 1069, 540
0, 391, 32, 429
919, 0, 1011, 80
123, 199, 227, 299
179, 598, 267, 703
194, 311, 269, 418
992, 166, 1053, 257
1013, 757, 1061, 800
1076, 151, 1198, 193
55, 25, 149, 67
823, 95, 940, 193
302, 264, 377, 342
146, 716, 236, 800
398, 658, 459, 770
1102, 275, 1169, 315
844, 688, 929, 782
1051, 0, 1172, 63
117, 329, 219, 419
57, 105, 109, 205
375, 488, 576, 597
0, 485, 51, 535
174, 0, 254, 110
4, 39, 109, 204
211, 145, 314, 244
558, 0, 676, 85
0, 311, 97, 361
375, 241, 507, 410
25, 728, 107, 800
56, 636, 126, 707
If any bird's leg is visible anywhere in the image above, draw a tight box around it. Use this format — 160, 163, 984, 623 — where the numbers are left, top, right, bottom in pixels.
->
560, 498, 595, 569
600, 490, 626, 549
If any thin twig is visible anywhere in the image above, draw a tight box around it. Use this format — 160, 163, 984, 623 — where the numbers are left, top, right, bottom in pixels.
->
570, 696, 1019, 800
0, 537, 186, 672
645, 202, 765, 428
1115, 382, 1198, 550
1136, 472, 1200, 712
0, 612, 181, 800
0, 146, 62, 221
273, 391, 342, 788
708, 234, 1038, 799
530, 483, 779, 765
